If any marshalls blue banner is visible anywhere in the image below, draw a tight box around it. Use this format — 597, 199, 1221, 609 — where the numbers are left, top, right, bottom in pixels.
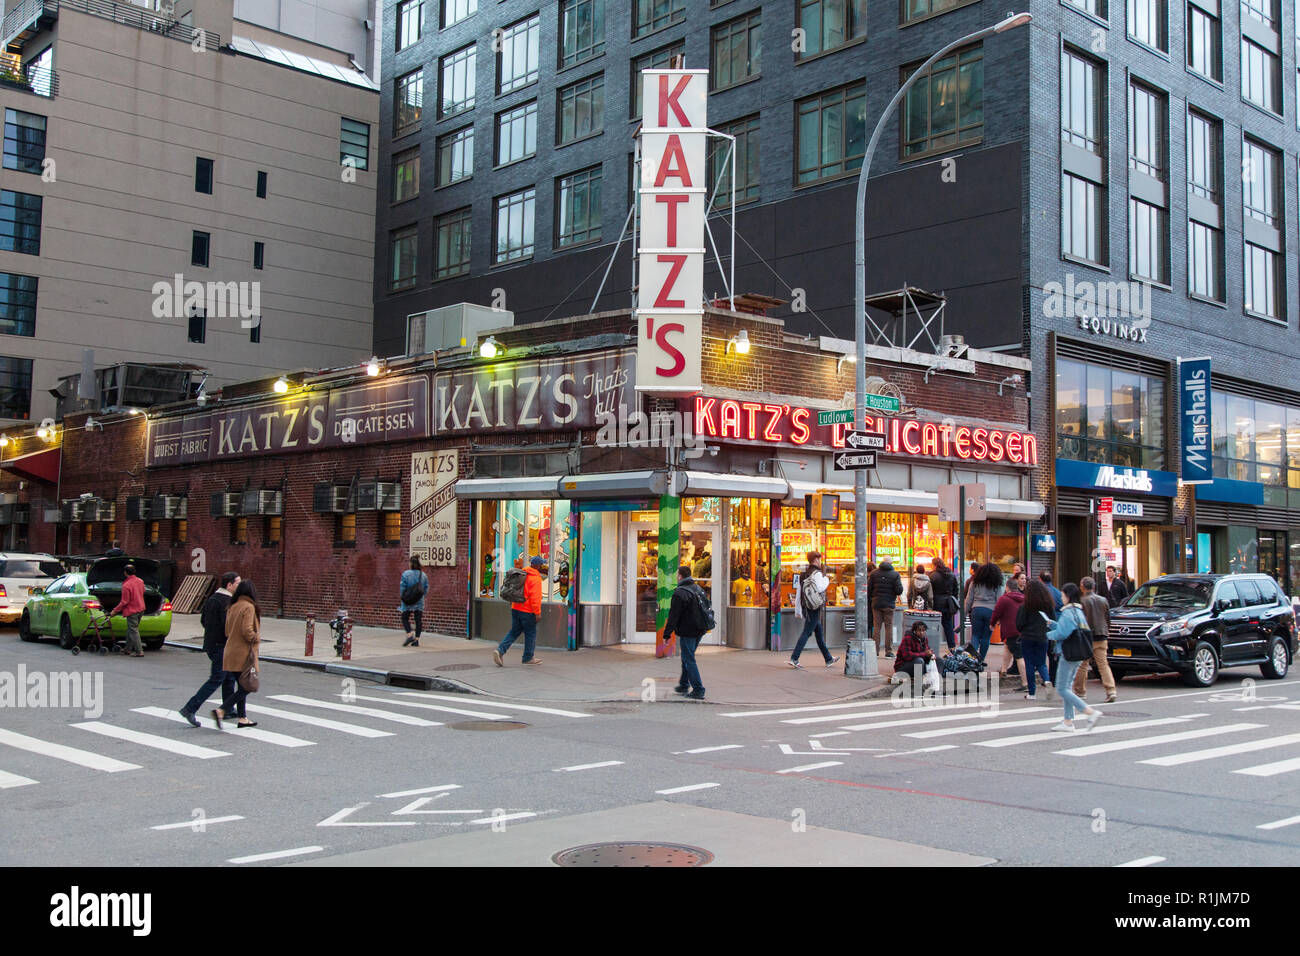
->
1178, 357, 1212, 484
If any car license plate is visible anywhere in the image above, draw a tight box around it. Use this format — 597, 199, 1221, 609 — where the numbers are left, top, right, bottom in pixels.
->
1113, 647, 1132, 658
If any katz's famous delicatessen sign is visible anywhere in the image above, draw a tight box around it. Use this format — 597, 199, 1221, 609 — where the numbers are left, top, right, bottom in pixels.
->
146, 377, 430, 466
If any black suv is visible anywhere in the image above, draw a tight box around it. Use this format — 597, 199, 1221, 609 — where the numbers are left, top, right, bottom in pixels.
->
1106, 574, 1296, 687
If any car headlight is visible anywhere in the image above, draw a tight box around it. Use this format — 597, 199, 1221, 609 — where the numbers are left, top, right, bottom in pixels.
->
1157, 618, 1191, 636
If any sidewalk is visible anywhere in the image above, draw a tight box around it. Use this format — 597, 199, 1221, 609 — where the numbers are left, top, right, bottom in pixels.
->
165, 616, 1018, 706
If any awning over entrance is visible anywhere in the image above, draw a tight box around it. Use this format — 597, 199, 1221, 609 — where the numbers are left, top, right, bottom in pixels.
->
456, 470, 792, 502
784, 481, 1044, 521
0, 447, 60, 485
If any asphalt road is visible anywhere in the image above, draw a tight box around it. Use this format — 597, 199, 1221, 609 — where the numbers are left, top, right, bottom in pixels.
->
2, 632, 1299, 867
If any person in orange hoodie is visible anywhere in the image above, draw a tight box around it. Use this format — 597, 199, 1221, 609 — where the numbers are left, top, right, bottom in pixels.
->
493, 555, 545, 666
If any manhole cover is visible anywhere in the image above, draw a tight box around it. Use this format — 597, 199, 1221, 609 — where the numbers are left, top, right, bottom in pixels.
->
448, 720, 530, 731
588, 704, 638, 714
552, 842, 713, 867
435, 663, 481, 672
1100, 711, 1150, 718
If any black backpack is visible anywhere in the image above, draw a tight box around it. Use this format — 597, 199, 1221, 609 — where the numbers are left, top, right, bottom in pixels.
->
682, 584, 716, 634
499, 567, 527, 604
401, 574, 426, 606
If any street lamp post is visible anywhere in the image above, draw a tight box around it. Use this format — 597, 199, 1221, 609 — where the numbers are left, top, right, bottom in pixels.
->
853, 12, 1032, 665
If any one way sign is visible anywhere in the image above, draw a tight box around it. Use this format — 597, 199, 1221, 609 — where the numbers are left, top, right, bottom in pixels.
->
834, 451, 877, 470
846, 430, 886, 450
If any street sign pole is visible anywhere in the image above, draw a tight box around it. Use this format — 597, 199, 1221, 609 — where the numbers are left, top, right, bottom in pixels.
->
957, 485, 965, 640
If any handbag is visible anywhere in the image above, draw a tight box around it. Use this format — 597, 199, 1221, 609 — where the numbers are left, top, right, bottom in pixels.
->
1060, 608, 1094, 662
238, 652, 260, 693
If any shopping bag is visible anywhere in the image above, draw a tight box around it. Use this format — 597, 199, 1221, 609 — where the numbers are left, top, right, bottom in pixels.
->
923, 658, 941, 694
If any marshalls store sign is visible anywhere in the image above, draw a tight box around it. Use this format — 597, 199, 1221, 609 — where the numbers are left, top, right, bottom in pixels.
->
636, 69, 708, 397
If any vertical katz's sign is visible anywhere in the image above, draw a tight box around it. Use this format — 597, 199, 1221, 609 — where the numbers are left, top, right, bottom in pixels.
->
1178, 357, 1212, 485
410, 450, 458, 566
636, 69, 707, 396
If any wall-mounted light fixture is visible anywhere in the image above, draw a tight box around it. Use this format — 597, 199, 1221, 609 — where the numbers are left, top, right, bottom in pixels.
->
924, 363, 943, 384
366, 356, 382, 377
725, 330, 751, 355
837, 353, 856, 374
0, 434, 9, 448
998, 373, 1024, 396
273, 377, 290, 394
36, 418, 56, 440
84, 417, 104, 432
479, 336, 502, 359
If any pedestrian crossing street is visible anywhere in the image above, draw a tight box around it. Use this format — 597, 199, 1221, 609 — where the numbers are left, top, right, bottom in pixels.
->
0, 691, 590, 789
718, 691, 1300, 781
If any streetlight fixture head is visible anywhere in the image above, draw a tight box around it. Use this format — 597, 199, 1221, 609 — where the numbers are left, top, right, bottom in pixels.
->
994, 11, 1032, 31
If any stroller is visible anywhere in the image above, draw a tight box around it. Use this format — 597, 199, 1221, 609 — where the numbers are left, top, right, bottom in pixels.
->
68, 609, 115, 656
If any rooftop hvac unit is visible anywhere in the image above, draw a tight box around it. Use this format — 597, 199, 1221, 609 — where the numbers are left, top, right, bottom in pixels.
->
127, 496, 151, 521
377, 482, 402, 512
209, 492, 240, 518
151, 494, 187, 519
356, 480, 378, 512
406, 303, 514, 357
61, 500, 84, 523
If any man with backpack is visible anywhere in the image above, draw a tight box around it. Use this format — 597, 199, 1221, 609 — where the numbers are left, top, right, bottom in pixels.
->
787, 551, 838, 669
664, 563, 713, 699
493, 555, 545, 666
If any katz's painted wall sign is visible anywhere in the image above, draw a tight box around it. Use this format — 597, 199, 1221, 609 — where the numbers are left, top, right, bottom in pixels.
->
691, 397, 1039, 466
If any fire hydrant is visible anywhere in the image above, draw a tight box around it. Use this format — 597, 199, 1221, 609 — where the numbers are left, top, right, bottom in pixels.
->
328, 610, 351, 659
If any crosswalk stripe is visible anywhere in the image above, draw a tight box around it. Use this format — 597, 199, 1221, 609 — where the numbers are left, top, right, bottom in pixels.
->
396, 692, 590, 718
349, 694, 516, 721
1257, 814, 1300, 830
785, 700, 1001, 726
974, 715, 1206, 749
152, 815, 244, 831
268, 695, 441, 726
228, 846, 324, 864
825, 707, 1047, 734
776, 761, 843, 774
656, 783, 720, 794
1117, 856, 1166, 867
0, 769, 37, 789
0, 727, 140, 772
1233, 756, 1300, 777
1054, 723, 1265, 757
553, 760, 623, 772
905, 716, 1066, 739
1139, 732, 1300, 767
232, 703, 394, 738
73, 722, 231, 759
720, 699, 904, 718
673, 744, 744, 754
134, 707, 315, 748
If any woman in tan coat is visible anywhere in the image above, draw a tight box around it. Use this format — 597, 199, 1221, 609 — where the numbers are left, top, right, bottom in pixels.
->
213, 581, 260, 729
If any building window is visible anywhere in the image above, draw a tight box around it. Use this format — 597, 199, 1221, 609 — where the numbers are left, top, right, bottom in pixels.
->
264, 515, 282, 547
82, 523, 93, 546
1127, 81, 1167, 283
3, 109, 46, 174
1188, 220, 1224, 300
630, 41, 684, 119
1242, 38, 1281, 114
253, 241, 264, 270
174, 519, 188, 543
494, 187, 536, 264
1127, 0, 1167, 51
901, 44, 983, 159
393, 147, 420, 202
398, 0, 426, 50
435, 207, 472, 278
1055, 358, 1165, 469
1062, 174, 1105, 263
146, 521, 158, 547
439, 45, 476, 118
340, 117, 370, 170
107, 522, 118, 547
1187, 109, 1222, 202
195, 156, 213, 194
1061, 49, 1103, 153
1242, 136, 1282, 319
1243, 0, 1277, 26
1063, 0, 1106, 17
1243, 243, 1279, 318
1211, 391, 1298, 485
556, 166, 602, 247
256, 170, 268, 198
335, 513, 357, 547
560, 0, 605, 68
1187, 0, 1222, 82
1243, 138, 1279, 227
443, 0, 477, 27
188, 309, 206, 343
0, 190, 41, 256
709, 114, 759, 203
1128, 198, 1167, 283
390, 225, 419, 291
796, 0, 867, 59
497, 15, 540, 94
903, 0, 975, 21
395, 69, 424, 135
1128, 81, 1165, 181
711, 12, 761, 91
1061, 48, 1106, 265
634, 0, 685, 37
381, 511, 402, 546
496, 101, 538, 166
0, 356, 32, 420
191, 230, 210, 267
558, 74, 604, 144
796, 83, 866, 184
232, 517, 248, 546
249, 320, 261, 343
0, 273, 37, 337
436, 127, 473, 186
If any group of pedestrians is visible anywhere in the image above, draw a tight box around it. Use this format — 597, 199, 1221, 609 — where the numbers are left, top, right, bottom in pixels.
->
178, 571, 263, 729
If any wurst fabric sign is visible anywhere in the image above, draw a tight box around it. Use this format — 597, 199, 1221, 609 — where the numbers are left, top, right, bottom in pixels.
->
146, 376, 430, 466
410, 450, 458, 566
635, 69, 708, 396
1178, 357, 1212, 485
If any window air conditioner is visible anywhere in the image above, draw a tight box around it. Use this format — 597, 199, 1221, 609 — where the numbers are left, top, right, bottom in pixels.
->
127, 496, 151, 521
377, 482, 402, 512
209, 492, 240, 517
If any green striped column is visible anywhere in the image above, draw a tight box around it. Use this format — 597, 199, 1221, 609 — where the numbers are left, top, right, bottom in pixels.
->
655, 494, 681, 658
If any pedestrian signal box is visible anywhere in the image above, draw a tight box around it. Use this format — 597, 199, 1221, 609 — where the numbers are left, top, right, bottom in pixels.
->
805, 492, 841, 522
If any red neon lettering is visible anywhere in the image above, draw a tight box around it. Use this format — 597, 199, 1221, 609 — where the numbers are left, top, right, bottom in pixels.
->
954, 426, 972, 458
695, 397, 718, 436
656, 194, 688, 246
720, 400, 741, 438
921, 421, 940, 457
988, 429, 1006, 462
653, 135, 693, 187
901, 420, 922, 455
654, 322, 686, 376
653, 254, 688, 308
657, 74, 692, 127
832, 423, 847, 448
889, 418, 901, 453
790, 407, 811, 445
938, 423, 953, 457
972, 428, 989, 460
1023, 433, 1039, 465
762, 404, 784, 442
1005, 431, 1023, 463
741, 402, 762, 440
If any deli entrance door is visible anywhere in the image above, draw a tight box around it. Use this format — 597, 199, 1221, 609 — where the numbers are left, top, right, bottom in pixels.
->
627, 520, 722, 645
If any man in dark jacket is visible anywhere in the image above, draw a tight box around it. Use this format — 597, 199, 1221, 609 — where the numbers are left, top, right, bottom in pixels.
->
868, 560, 903, 657
664, 564, 710, 700
1103, 566, 1129, 607
179, 571, 240, 726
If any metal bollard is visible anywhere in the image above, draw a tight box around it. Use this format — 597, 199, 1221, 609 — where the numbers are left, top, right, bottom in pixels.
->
342, 617, 353, 661
304, 613, 315, 657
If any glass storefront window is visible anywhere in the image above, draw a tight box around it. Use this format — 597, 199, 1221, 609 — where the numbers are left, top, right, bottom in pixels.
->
579, 510, 619, 604
1055, 357, 1164, 468
475, 499, 575, 602
778, 505, 856, 609
475, 500, 504, 598
728, 498, 770, 608
1227, 524, 1257, 574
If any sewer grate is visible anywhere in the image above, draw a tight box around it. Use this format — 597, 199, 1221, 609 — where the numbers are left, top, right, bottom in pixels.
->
435, 663, 481, 672
1098, 711, 1151, 718
552, 842, 714, 867
448, 720, 530, 731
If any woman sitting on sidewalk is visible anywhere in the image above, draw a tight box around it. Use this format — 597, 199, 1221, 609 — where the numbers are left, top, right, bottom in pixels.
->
894, 621, 936, 697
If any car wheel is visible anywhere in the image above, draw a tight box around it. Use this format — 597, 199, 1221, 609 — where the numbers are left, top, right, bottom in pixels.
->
18, 610, 35, 642
144, 639, 164, 651
1260, 635, 1290, 680
1183, 641, 1219, 687
59, 616, 76, 651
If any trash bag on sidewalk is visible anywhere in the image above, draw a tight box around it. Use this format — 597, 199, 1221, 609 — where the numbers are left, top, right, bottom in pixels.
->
922, 659, 941, 694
